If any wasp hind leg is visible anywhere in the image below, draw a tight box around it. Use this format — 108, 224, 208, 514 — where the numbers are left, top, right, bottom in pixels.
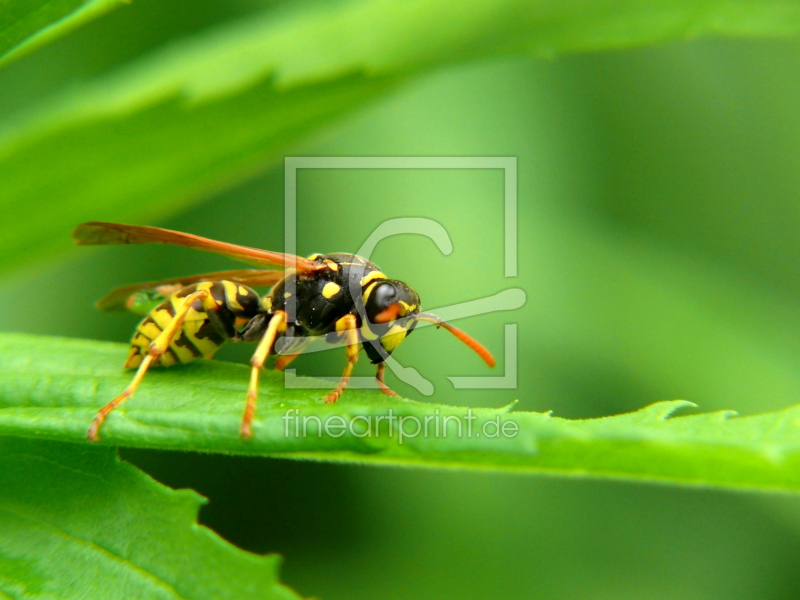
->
324, 314, 360, 404
375, 362, 399, 397
87, 289, 212, 442
242, 310, 288, 439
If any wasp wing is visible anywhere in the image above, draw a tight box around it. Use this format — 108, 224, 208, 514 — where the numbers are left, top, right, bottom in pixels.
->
97, 269, 286, 312
73, 222, 320, 272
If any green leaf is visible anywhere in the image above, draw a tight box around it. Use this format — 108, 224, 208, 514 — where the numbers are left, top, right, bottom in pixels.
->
2, 332, 800, 493
0, 0, 123, 65
3, 0, 800, 274
0, 434, 301, 599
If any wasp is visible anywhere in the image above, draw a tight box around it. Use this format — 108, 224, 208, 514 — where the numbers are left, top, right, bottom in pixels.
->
74, 222, 495, 441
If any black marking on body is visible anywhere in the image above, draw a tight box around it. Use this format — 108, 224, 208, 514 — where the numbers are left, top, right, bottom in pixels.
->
172, 333, 203, 358
194, 319, 226, 345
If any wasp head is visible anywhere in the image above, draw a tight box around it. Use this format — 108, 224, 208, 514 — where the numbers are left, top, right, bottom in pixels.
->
361, 279, 420, 363
360, 279, 495, 369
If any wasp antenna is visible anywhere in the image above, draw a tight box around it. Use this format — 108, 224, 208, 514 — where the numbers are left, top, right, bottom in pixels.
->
416, 312, 495, 368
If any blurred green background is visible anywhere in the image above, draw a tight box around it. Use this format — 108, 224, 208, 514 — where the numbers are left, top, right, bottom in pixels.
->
3, 1, 800, 598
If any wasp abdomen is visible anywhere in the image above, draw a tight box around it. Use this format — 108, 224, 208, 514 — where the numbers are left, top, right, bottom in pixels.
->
125, 280, 261, 368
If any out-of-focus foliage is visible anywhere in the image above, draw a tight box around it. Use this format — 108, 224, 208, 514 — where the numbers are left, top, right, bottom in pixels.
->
3, 0, 800, 599
2, 0, 800, 275
0, 0, 122, 64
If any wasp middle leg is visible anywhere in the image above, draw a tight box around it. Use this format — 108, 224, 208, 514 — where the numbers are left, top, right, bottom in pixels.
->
375, 362, 399, 397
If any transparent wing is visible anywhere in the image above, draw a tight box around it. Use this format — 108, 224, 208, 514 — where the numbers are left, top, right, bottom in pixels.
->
97, 269, 285, 312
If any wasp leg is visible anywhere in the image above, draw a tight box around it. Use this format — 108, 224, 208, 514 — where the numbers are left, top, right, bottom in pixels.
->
242, 310, 287, 438
324, 314, 359, 404
87, 289, 210, 442
274, 353, 300, 371
273, 337, 312, 371
375, 362, 399, 397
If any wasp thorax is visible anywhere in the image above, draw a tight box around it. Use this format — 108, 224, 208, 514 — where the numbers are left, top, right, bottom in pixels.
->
364, 280, 420, 324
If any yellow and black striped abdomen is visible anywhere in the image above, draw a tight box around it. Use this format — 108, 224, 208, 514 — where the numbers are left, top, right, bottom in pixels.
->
124, 281, 261, 369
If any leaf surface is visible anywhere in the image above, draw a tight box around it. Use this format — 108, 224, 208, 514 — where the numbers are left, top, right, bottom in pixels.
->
2, 332, 800, 492
0, 433, 301, 599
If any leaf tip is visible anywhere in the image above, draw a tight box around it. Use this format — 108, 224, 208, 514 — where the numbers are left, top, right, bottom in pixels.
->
641, 400, 698, 421
500, 399, 519, 413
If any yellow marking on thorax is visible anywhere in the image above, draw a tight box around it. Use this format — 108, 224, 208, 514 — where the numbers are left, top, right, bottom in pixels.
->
222, 281, 244, 311
322, 282, 341, 299
323, 259, 339, 272
238, 285, 248, 296
338, 259, 368, 267
262, 296, 273, 311
360, 271, 386, 287
308, 253, 322, 260
284, 292, 292, 298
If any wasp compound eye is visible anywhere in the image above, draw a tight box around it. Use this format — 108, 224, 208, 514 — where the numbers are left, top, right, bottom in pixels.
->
371, 282, 397, 309
365, 282, 398, 323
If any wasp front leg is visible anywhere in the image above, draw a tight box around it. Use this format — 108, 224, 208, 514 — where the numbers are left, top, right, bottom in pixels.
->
325, 313, 360, 404
88, 289, 215, 442
375, 362, 399, 397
